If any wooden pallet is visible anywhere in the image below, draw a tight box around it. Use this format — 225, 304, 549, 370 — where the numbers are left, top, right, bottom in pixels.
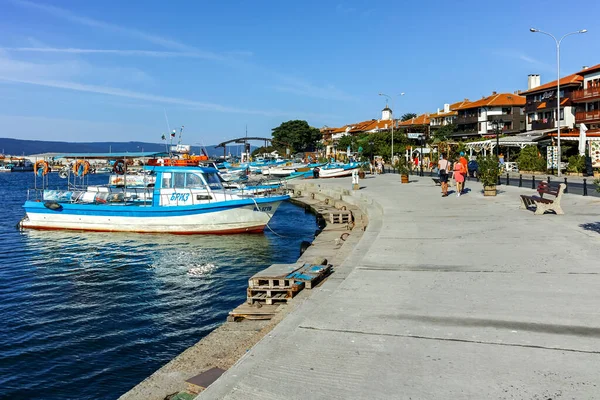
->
329, 210, 352, 224
285, 263, 333, 289
247, 281, 304, 305
247, 291, 295, 305
227, 303, 281, 322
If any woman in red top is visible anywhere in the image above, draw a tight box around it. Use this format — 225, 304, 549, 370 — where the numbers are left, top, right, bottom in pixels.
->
453, 157, 466, 197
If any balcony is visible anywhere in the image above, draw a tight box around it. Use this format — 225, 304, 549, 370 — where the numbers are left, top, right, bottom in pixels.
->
576, 110, 600, 123
456, 115, 478, 125
531, 119, 556, 130
573, 87, 600, 102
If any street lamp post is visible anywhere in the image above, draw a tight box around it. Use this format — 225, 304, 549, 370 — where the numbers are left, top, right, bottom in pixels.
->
491, 118, 503, 158
530, 27, 587, 177
419, 135, 424, 177
379, 92, 405, 164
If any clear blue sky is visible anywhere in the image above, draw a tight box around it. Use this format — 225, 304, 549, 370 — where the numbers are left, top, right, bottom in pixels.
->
1, 0, 599, 144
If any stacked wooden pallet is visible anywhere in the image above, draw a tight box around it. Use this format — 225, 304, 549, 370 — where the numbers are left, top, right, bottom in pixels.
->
246, 262, 333, 305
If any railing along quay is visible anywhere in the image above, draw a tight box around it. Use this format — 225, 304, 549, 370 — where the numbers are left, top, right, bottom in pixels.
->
382, 166, 599, 197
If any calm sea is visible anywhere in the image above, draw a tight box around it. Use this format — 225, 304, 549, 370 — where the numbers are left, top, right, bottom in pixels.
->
0, 171, 317, 399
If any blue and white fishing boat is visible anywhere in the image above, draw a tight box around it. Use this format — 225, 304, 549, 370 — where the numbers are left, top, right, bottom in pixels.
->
20, 154, 289, 234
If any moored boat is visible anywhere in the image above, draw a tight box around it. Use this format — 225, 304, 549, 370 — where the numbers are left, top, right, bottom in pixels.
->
20, 159, 289, 234
317, 162, 362, 178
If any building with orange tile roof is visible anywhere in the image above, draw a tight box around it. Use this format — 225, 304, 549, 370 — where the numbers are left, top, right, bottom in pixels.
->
320, 106, 399, 156
571, 64, 600, 134
522, 71, 584, 134
454, 91, 526, 138
429, 99, 471, 131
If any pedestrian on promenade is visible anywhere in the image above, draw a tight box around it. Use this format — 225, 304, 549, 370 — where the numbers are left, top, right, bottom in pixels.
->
459, 152, 468, 191
453, 156, 466, 197
438, 154, 451, 197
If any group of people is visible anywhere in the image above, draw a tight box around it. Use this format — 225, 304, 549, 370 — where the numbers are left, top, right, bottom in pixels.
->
437, 152, 469, 198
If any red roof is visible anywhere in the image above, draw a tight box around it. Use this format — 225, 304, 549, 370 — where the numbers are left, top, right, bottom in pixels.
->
521, 73, 583, 94
398, 114, 431, 126
455, 92, 525, 110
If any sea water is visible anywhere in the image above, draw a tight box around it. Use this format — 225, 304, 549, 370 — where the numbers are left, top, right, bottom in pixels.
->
0, 172, 317, 399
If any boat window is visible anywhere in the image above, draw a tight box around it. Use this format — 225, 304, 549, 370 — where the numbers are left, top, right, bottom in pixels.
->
173, 173, 186, 188
185, 173, 204, 188
161, 172, 172, 188
203, 172, 223, 190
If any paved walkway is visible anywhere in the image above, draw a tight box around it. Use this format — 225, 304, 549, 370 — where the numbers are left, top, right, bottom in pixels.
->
198, 175, 600, 399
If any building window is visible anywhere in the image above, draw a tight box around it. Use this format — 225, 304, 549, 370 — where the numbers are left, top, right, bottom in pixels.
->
502, 107, 512, 115
560, 109, 564, 121
528, 113, 534, 123
478, 108, 482, 117
479, 122, 483, 131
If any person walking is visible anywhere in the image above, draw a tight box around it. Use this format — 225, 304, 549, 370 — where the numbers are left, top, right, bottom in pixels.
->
459, 152, 468, 192
453, 156, 466, 197
438, 154, 451, 197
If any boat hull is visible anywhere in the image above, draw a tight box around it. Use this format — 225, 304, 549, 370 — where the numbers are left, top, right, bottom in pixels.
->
318, 167, 358, 178
21, 197, 287, 234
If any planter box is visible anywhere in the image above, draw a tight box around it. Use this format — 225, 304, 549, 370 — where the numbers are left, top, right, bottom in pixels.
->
483, 185, 497, 196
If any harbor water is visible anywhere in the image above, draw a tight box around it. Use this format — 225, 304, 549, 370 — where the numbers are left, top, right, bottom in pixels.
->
0, 172, 317, 399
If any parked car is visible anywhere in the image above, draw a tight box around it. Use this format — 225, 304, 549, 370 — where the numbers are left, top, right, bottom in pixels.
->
467, 159, 479, 178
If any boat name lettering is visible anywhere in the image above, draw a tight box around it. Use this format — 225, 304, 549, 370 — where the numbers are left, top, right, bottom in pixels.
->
170, 193, 190, 201
254, 206, 272, 212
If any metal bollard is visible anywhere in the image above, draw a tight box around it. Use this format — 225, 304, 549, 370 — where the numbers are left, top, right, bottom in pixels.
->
583, 179, 588, 196
506, 173, 510, 186
547, 176, 551, 184
563, 177, 568, 194
519, 174, 523, 187
531, 175, 535, 189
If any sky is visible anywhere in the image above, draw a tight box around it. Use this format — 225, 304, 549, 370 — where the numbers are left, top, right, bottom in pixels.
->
1, 0, 599, 144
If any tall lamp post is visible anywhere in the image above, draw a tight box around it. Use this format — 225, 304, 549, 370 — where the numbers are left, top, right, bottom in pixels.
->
379, 92, 405, 164
530, 27, 587, 177
491, 118, 503, 158
492, 119, 503, 184
419, 135, 425, 177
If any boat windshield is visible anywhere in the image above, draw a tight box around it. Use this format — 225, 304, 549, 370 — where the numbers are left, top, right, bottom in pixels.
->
203, 172, 223, 190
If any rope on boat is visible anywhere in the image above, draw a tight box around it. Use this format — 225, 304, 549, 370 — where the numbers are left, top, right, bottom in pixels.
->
250, 197, 290, 238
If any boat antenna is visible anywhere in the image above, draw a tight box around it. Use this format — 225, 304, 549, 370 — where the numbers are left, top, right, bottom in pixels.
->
178, 125, 184, 145
163, 109, 172, 156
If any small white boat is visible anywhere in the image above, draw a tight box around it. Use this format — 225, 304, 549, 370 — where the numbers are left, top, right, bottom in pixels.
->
317, 162, 361, 178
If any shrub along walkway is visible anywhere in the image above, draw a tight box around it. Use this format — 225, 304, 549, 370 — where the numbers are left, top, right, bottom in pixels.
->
198, 175, 600, 400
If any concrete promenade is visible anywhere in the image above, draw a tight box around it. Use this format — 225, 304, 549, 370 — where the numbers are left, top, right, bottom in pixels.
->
198, 175, 600, 399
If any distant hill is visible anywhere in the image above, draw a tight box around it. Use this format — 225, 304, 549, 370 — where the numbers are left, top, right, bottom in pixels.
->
0, 138, 251, 158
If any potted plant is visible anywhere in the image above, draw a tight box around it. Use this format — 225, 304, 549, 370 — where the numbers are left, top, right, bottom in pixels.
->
478, 155, 500, 196
358, 162, 368, 179
394, 157, 411, 184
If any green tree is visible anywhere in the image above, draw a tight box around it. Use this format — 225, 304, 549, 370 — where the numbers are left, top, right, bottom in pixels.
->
400, 113, 417, 121
431, 124, 456, 143
271, 120, 322, 153
517, 145, 546, 172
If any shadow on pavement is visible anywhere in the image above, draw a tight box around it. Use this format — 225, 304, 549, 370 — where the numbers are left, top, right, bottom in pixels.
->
580, 222, 600, 234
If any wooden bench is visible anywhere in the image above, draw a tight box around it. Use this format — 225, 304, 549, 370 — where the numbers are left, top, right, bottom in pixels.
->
520, 181, 566, 215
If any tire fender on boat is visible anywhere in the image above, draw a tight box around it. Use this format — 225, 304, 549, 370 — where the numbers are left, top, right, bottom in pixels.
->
113, 159, 127, 175
43, 201, 62, 211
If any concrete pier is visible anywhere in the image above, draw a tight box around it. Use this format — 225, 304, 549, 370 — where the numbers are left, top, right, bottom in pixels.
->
198, 175, 600, 399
